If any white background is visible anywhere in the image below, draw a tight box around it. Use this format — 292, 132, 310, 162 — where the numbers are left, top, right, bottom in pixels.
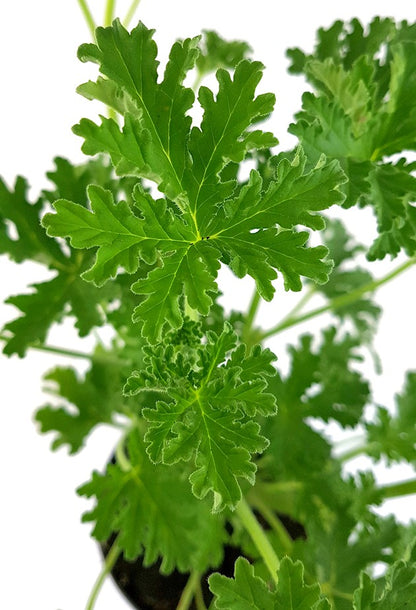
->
0, 1, 415, 608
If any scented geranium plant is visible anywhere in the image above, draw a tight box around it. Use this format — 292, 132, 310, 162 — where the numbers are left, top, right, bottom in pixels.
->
2, 2, 416, 608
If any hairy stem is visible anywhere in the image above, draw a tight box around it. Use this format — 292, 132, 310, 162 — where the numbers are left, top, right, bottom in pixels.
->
76, 0, 97, 39
104, 0, 116, 26
124, 0, 142, 27
235, 497, 279, 584
260, 258, 416, 341
176, 571, 201, 610
86, 535, 122, 610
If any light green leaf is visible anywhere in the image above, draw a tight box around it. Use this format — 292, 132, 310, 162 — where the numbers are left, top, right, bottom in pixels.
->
125, 324, 276, 510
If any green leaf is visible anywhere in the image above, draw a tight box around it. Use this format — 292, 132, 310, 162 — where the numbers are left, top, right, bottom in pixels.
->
371, 42, 416, 158
40, 21, 351, 339
205, 150, 344, 295
44, 184, 163, 285
209, 557, 274, 609
1, 158, 143, 356
35, 358, 126, 453
0, 176, 65, 266
2, 271, 107, 357
185, 59, 277, 227
77, 430, 225, 572
76, 21, 199, 206
274, 557, 327, 609
353, 542, 416, 609
131, 241, 220, 343
196, 30, 252, 78
366, 371, 416, 465
287, 19, 416, 259
209, 556, 328, 609
314, 219, 381, 339
273, 327, 369, 427
124, 324, 276, 511
367, 161, 416, 260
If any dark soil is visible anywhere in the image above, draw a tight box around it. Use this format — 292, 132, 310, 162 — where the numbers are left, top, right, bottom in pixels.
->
101, 513, 306, 609
101, 537, 243, 610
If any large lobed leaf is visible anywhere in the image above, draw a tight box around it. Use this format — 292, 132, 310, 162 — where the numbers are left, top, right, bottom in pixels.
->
78, 429, 225, 572
40, 20, 348, 341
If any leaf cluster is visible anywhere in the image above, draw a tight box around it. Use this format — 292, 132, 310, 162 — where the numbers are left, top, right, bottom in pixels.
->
287, 17, 416, 259
1, 14, 416, 610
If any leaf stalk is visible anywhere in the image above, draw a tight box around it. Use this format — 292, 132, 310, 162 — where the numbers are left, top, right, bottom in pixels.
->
260, 257, 416, 341
176, 571, 202, 610
85, 535, 122, 610
123, 0, 142, 27
76, 0, 97, 40
235, 497, 279, 584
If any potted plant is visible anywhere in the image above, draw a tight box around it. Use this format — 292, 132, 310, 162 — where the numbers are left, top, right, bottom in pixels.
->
1, 1, 416, 608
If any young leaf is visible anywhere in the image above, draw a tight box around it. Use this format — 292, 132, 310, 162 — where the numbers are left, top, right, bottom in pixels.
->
124, 323, 277, 511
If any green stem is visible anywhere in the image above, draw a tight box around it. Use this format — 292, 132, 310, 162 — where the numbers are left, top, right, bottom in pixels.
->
123, 0, 142, 27
0, 334, 127, 366
250, 495, 293, 555
115, 433, 132, 472
0, 334, 90, 360
246, 289, 261, 331
276, 285, 316, 329
260, 258, 416, 341
379, 477, 416, 499
192, 71, 204, 92
86, 535, 122, 610
242, 289, 261, 345
104, 0, 116, 26
176, 571, 201, 610
337, 443, 376, 463
235, 497, 279, 584
76, 0, 97, 40
194, 579, 207, 610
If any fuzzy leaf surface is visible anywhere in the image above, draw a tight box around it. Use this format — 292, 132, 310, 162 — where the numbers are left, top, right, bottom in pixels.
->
124, 323, 276, 510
